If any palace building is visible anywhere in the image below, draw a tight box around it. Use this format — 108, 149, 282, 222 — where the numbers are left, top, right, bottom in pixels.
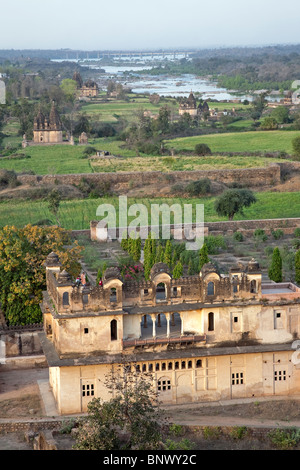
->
39, 252, 300, 415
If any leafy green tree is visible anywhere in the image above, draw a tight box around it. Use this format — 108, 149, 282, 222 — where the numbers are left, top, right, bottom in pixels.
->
250, 92, 268, 120
173, 261, 183, 279
271, 106, 290, 124
74, 362, 166, 450
156, 105, 170, 134
143, 235, 153, 280
47, 189, 61, 226
268, 247, 283, 282
199, 243, 209, 270
260, 117, 278, 130
0, 225, 82, 325
214, 189, 257, 220
74, 113, 90, 135
164, 240, 172, 267
295, 250, 300, 285
60, 78, 78, 104
292, 136, 300, 159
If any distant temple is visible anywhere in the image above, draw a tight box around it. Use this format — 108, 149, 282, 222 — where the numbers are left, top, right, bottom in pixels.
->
73, 71, 99, 98
22, 101, 74, 147
33, 101, 63, 144
179, 92, 209, 117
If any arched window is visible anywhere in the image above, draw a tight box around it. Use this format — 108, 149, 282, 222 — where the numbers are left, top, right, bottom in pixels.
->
208, 312, 214, 331
62, 292, 69, 306
250, 280, 257, 293
110, 287, 117, 302
156, 283, 166, 301
110, 319, 117, 341
207, 281, 215, 296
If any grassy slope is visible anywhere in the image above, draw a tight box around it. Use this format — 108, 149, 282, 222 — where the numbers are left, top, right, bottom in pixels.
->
0, 192, 299, 230
167, 130, 300, 154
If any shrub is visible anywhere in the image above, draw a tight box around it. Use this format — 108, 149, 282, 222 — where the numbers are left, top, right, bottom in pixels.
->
253, 229, 268, 242
233, 231, 244, 242
268, 428, 300, 450
204, 235, 226, 254
271, 229, 284, 240
294, 228, 300, 238
194, 143, 212, 156
295, 250, 300, 285
230, 426, 248, 440
185, 178, 212, 196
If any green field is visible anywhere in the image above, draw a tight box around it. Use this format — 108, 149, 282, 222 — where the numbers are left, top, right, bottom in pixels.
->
81, 96, 177, 123
0, 144, 93, 174
91, 154, 283, 173
0, 192, 299, 230
0, 136, 287, 175
167, 130, 300, 154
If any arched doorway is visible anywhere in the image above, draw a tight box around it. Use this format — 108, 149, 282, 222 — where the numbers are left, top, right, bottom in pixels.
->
156, 283, 166, 301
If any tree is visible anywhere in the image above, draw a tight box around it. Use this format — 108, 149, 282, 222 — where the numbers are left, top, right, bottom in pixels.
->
214, 189, 257, 220
292, 136, 300, 159
198, 243, 209, 270
251, 92, 268, 120
156, 105, 170, 134
268, 247, 283, 283
60, 78, 77, 104
164, 240, 172, 267
271, 106, 290, 124
47, 189, 61, 226
173, 260, 183, 279
0, 224, 82, 325
74, 362, 166, 450
260, 117, 278, 130
295, 250, 300, 285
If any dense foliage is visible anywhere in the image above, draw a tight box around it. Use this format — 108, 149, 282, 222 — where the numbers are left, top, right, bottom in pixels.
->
0, 224, 83, 325
74, 363, 166, 450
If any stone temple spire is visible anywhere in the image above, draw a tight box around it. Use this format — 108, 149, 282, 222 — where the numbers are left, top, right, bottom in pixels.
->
49, 101, 62, 131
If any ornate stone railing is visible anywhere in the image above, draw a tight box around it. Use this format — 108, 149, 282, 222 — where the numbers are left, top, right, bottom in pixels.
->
122, 334, 206, 348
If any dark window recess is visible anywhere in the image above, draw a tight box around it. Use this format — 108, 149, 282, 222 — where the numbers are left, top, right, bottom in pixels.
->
208, 312, 214, 331
110, 319, 117, 341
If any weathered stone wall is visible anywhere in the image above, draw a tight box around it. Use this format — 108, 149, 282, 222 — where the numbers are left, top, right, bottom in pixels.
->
0, 326, 43, 358
17, 164, 281, 189
206, 217, 300, 236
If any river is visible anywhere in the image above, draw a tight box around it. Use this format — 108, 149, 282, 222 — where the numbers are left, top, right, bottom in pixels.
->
53, 57, 281, 102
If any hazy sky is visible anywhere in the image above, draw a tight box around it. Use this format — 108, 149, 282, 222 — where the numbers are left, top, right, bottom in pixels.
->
1, 0, 300, 50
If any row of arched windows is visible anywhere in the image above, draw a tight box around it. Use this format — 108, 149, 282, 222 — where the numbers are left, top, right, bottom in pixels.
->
61, 279, 257, 308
